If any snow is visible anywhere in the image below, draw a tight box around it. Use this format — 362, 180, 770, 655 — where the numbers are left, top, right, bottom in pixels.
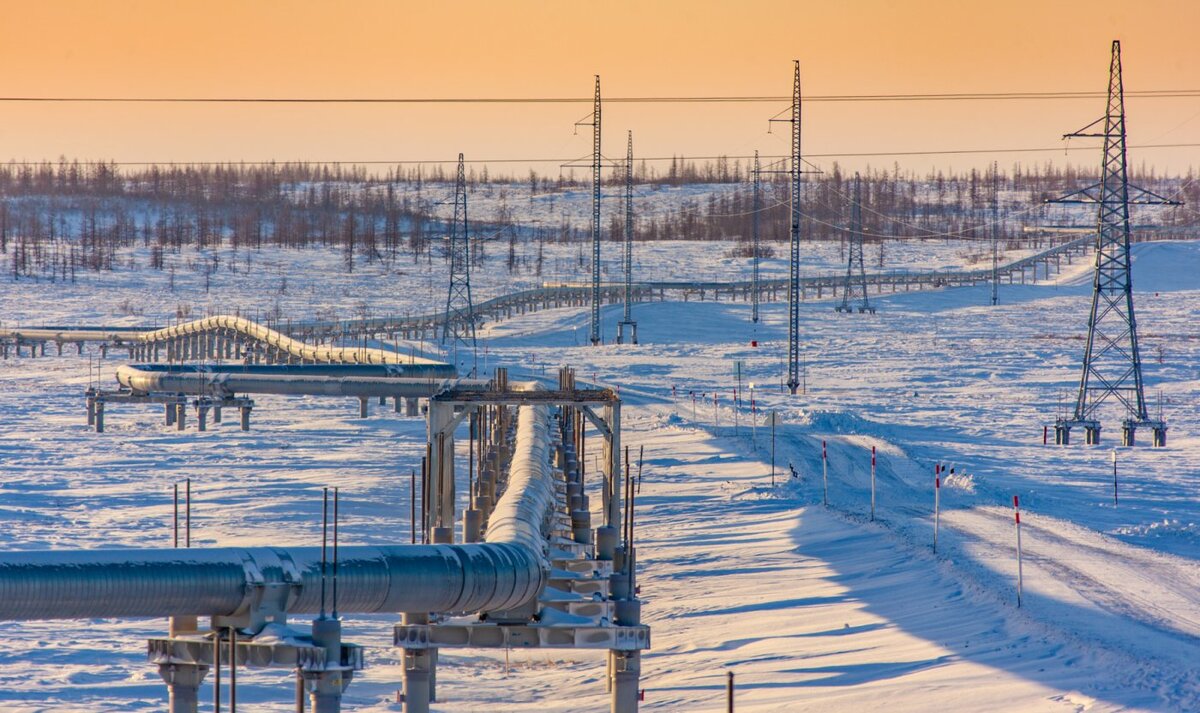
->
0, 237, 1198, 710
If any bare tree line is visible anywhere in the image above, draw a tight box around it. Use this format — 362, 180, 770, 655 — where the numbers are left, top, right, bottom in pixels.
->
0, 158, 1195, 281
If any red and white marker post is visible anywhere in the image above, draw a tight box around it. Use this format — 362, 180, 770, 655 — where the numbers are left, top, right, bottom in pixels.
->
1014, 494, 1023, 608
933, 464, 941, 553
1111, 449, 1118, 507
822, 440, 829, 507
870, 445, 877, 522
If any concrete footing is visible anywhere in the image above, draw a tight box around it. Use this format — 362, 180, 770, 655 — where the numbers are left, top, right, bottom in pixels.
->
616, 321, 638, 345
595, 526, 618, 561
400, 612, 434, 713
158, 662, 209, 713
304, 669, 351, 713
462, 509, 482, 543
609, 650, 642, 712
1055, 418, 1169, 448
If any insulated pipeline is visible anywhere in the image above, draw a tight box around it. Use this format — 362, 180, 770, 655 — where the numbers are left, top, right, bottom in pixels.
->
0, 543, 542, 620
0, 402, 554, 622
0, 314, 444, 366
115, 365, 488, 398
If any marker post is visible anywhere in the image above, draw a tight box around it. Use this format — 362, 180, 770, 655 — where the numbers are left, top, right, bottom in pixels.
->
1014, 494, 1023, 608
870, 446, 877, 522
749, 383, 757, 448
934, 464, 941, 553
734, 361, 743, 436
821, 440, 828, 507
1111, 449, 1118, 507
769, 412, 776, 487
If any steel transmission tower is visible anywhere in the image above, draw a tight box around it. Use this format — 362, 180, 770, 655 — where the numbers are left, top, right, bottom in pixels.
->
836, 173, 873, 314
751, 150, 762, 323
766, 60, 804, 394
587, 76, 603, 346
564, 76, 618, 345
1050, 40, 1178, 447
991, 162, 1000, 306
441, 153, 477, 375
617, 131, 638, 344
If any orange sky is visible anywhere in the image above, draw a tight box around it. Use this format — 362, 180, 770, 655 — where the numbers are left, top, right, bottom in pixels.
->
1, 0, 1197, 174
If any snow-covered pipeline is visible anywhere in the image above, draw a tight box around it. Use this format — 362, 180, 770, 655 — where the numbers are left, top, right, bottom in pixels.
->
3, 314, 445, 366
0, 404, 553, 622
115, 364, 486, 399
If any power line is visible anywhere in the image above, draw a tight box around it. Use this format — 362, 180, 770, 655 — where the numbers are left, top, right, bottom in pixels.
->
1, 90, 1198, 104
6, 142, 1197, 168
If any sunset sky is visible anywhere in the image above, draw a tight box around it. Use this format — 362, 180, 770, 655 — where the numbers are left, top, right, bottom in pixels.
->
1, 0, 1197, 175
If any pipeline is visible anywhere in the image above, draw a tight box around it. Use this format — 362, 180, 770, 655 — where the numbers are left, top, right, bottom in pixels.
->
0, 404, 554, 624
486, 402, 554, 566
1, 314, 443, 366
120, 363, 458, 379
115, 364, 486, 399
0, 234, 1094, 352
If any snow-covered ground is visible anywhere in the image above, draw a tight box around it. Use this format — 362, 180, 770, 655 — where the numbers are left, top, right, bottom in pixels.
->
0, 239, 1197, 710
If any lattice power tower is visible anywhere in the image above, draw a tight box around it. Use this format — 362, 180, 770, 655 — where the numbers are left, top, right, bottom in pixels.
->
442, 153, 477, 375
990, 162, 1000, 307
585, 77, 603, 345
767, 60, 804, 394
1050, 41, 1178, 447
617, 131, 638, 344
751, 150, 762, 324
836, 173, 873, 314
